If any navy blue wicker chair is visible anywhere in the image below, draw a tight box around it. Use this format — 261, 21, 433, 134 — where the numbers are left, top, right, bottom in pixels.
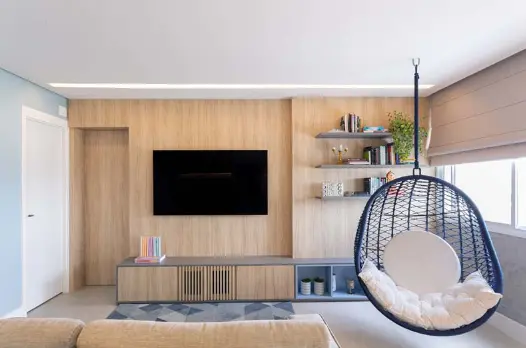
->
354, 60, 503, 336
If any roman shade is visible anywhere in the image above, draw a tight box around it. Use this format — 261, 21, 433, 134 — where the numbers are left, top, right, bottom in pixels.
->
428, 50, 526, 166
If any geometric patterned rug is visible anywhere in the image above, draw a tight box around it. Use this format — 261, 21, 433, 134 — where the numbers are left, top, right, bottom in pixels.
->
107, 302, 295, 322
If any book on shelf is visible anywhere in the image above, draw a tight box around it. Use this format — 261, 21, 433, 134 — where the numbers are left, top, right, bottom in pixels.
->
379, 145, 386, 165
343, 158, 370, 165
386, 143, 395, 165
362, 147, 372, 164
362, 126, 386, 133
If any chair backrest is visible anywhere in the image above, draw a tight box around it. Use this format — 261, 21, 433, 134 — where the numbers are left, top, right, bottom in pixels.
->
383, 229, 461, 294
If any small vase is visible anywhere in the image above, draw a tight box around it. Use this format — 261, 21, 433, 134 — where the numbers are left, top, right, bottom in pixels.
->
346, 279, 355, 294
314, 281, 325, 296
300, 281, 311, 295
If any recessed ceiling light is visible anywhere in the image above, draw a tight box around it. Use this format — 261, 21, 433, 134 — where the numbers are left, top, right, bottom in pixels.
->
48, 83, 434, 89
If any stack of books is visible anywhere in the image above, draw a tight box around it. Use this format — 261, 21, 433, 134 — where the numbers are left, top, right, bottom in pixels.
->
364, 177, 387, 195
343, 158, 370, 165
339, 113, 362, 133
363, 143, 400, 165
362, 126, 386, 133
135, 236, 166, 263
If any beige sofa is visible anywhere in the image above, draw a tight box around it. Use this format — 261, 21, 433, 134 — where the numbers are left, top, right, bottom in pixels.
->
0, 315, 340, 348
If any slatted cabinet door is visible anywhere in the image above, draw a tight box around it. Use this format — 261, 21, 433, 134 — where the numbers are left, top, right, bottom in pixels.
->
178, 266, 237, 302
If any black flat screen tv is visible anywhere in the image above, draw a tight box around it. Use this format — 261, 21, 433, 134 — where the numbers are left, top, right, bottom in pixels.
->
153, 150, 268, 215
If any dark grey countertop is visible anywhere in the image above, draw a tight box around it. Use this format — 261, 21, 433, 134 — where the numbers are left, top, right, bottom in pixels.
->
118, 256, 355, 267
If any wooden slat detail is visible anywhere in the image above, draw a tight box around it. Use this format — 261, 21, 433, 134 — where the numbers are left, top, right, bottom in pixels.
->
176, 265, 236, 302
236, 265, 294, 300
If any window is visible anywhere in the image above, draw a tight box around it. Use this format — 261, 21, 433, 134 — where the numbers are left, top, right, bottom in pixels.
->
453, 160, 512, 224
517, 158, 526, 229
446, 158, 526, 233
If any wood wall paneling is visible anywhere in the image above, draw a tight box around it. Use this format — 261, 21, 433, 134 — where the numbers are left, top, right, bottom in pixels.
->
70, 100, 292, 258
70, 97, 433, 281
291, 97, 432, 258
69, 128, 85, 291
84, 130, 130, 285
236, 265, 294, 300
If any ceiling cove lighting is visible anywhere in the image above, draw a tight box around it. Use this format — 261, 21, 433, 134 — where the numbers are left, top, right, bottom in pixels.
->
48, 83, 434, 89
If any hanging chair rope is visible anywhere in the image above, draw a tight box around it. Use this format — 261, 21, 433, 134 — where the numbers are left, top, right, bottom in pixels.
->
412, 58, 421, 176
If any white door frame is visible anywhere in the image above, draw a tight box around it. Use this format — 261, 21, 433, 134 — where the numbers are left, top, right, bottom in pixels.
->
21, 105, 69, 312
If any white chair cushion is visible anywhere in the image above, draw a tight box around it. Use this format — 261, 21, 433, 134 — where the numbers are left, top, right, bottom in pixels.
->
383, 229, 461, 295
359, 260, 502, 330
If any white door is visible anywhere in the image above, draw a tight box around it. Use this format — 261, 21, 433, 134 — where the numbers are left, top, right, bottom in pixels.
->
24, 115, 65, 311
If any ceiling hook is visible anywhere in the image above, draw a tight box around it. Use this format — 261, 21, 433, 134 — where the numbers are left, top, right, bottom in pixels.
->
412, 58, 420, 67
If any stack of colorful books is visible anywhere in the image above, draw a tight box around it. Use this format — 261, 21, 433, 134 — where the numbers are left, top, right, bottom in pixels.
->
134, 236, 166, 263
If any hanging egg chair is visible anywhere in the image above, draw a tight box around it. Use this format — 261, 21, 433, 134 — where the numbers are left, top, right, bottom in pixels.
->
354, 59, 503, 336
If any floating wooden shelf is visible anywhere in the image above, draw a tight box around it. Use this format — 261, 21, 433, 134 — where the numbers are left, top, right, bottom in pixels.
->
315, 132, 392, 139
315, 196, 370, 200
315, 164, 416, 169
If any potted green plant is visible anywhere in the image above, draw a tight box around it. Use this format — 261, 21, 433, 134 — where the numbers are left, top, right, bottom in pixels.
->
387, 111, 428, 162
313, 277, 325, 296
300, 278, 312, 295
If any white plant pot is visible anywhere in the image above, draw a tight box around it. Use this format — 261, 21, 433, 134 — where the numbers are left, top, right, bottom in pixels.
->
300, 281, 312, 295
314, 281, 325, 296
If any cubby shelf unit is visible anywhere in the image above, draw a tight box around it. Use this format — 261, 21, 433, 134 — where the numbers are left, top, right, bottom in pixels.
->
295, 264, 366, 301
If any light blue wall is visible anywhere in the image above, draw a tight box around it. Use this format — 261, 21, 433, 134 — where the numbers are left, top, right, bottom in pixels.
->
490, 232, 526, 326
0, 68, 67, 316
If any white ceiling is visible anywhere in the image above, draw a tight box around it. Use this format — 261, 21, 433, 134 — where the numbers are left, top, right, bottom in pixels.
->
1, 0, 526, 99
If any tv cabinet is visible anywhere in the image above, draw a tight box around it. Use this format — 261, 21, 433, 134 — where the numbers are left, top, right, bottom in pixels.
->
116, 257, 366, 303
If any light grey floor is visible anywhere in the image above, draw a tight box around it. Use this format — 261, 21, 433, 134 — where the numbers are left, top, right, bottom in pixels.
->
29, 286, 524, 348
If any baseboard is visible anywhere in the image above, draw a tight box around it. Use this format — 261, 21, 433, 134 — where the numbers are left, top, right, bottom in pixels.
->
489, 312, 526, 345
1, 306, 27, 319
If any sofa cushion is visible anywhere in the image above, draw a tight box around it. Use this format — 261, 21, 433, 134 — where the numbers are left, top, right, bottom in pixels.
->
289, 314, 341, 348
77, 319, 330, 348
0, 318, 84, 348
